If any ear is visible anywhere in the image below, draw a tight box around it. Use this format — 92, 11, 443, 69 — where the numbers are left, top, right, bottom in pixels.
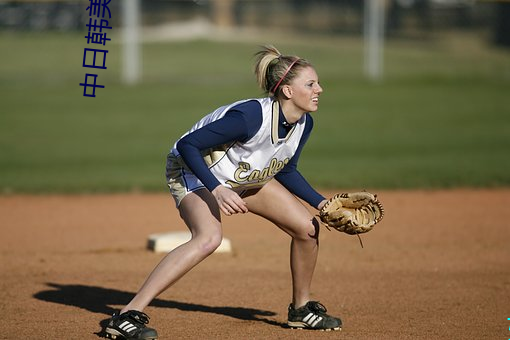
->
282, 85, 293, 99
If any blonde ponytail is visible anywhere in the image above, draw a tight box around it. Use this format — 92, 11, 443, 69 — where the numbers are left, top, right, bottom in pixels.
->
253, 45, 312, 96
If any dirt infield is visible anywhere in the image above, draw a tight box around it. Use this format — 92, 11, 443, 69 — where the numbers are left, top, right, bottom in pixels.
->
1, 189, 509, 339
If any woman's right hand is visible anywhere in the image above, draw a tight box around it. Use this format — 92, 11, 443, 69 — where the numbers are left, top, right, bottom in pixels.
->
211, 185, 249, 216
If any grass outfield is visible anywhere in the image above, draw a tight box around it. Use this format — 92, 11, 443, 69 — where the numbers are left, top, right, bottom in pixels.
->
0, 31, 509, 193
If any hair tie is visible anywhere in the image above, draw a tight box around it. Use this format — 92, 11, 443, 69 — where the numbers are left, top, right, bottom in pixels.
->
271, 58, 299, 94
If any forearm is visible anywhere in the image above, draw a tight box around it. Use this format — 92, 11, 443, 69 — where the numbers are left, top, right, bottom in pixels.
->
176, 139, 221, 192
275, 170, 325, 209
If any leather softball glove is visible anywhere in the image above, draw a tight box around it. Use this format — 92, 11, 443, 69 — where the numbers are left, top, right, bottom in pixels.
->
319, 192, 384, 236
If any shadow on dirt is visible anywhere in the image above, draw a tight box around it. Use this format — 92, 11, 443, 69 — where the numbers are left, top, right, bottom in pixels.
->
34, 282, 284, 337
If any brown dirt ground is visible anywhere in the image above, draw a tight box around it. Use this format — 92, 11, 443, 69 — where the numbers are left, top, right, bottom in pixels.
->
1, 189, 510, 340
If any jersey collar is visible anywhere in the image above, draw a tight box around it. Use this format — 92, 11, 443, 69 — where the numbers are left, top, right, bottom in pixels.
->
271, 100, 300, 145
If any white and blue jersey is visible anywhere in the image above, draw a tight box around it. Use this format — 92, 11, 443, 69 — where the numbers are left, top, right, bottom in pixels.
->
167, 97, 324, 208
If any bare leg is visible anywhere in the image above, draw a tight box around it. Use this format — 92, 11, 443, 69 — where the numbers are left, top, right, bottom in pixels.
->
121, 189, 222, 313
243, 180, 320, 309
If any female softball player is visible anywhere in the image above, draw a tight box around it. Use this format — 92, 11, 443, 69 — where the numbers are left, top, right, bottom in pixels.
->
105, 45, 341, 340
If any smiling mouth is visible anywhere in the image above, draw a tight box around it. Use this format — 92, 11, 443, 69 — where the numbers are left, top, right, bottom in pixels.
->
312, 98, 319, 103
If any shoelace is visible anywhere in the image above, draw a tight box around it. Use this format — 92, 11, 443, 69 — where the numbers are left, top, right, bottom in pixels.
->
128, 311, 150, 325
307, 301, 327, 314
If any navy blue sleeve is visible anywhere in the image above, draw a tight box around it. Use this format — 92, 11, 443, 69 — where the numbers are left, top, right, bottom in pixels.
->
176, 100, 262, 192
275, 114, 326, 209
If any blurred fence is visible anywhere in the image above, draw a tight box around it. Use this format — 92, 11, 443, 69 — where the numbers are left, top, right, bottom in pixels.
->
0, 0, 506, 44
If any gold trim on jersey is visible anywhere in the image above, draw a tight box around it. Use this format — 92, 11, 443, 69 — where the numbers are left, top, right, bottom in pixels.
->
224, 157, 290, 188
171, 143, 234, 172
201, 143, 233, 167
271, 100, 298, 145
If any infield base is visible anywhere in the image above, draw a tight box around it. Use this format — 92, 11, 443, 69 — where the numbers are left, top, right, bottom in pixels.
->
147, 231, 232, 253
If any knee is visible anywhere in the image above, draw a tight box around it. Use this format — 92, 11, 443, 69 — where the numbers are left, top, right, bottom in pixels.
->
194, 231, 223, 256
293, 217, 320, 241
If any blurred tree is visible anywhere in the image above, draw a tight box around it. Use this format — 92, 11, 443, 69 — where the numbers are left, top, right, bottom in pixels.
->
494, 2, 510, 47
212, 0, 234, 28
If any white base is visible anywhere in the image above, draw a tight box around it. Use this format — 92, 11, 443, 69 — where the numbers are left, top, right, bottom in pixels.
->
147, 231, 232, 253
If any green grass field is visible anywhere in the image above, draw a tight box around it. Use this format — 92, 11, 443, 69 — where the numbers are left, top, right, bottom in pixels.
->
1, 31, 509, 193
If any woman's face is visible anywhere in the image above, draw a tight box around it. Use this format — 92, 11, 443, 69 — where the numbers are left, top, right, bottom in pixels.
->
287, 66, 323, 113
